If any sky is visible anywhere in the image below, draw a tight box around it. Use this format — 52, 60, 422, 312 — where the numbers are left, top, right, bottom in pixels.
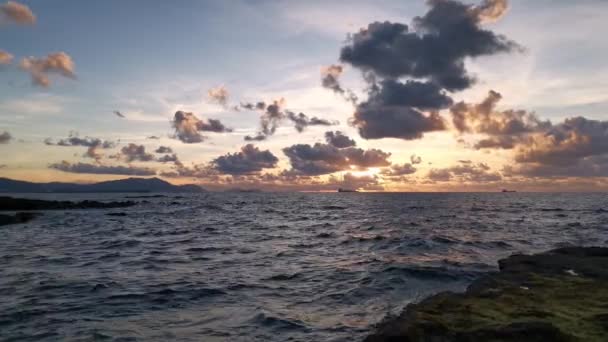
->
1, 0, 608, 191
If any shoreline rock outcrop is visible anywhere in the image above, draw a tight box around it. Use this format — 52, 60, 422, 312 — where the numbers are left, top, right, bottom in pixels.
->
0, 196, 136, 211
0, 212, 41, 226
365, 247, 608, 342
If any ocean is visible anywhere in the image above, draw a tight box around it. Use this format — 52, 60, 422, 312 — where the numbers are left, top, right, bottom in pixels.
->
1, 192, 607, 341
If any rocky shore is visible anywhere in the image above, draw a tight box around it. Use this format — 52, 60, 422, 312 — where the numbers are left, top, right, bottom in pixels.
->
0, 212, 41, 226
0, 196, 137, 226
365, 247, 608, 342
0, 196, 136, 211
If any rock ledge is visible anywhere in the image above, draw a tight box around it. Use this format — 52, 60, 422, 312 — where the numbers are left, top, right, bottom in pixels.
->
365, 247, 608, 342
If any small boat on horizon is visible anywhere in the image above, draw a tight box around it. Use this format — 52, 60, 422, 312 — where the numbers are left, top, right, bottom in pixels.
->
501, 189, 517, 193
337, 188, 358, 193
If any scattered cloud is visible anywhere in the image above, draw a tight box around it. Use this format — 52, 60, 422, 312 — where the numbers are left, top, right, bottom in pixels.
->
212, 144, 278, 175
0, 49, 13, 65
171, 110, 232, 143
244, 99, 286, 141
0, 131, 12, 144
286, 110, 337, 133
427, 162, 501, 183
325, 131, 356, 148
509, 117, 608, 177
119, 143, 155, 162
49, 161, 156, 176
20, 52, 76, 87
45, 133, 116, 161
321, 64, 358, 104
451, 90, 551, 149
243, 98, 338, 140
283, 142, 390, 175
208, 85, 229, 107
157, 153, 179, 164
0, 1, 35, 25
410, 154, 422, 164
45, 132, 115, 149
155, 146, 173, 154
381, 163, 417, 177
332, 172, 382, 191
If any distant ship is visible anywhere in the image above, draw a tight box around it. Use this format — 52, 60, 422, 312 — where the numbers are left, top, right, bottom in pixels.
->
337, 188, 358, 193
501, 189, 517, 193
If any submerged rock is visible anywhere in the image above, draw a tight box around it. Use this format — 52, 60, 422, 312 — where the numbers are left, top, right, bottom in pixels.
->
365, 247, 608, 342
0, 212, 41, 226
0, 196, 136, 211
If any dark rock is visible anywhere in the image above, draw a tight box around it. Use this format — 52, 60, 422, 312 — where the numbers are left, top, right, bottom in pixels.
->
365, 247, 608, 342
0, 212, 41, 226
124, 195, 167, 199
106, 212, 127, 217
0, 196, 136, 211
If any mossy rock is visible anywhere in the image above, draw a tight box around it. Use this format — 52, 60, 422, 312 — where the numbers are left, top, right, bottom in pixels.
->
365, 247, 608, 342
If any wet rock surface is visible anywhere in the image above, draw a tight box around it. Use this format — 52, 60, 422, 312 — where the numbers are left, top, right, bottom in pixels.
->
365, 247, 608, 342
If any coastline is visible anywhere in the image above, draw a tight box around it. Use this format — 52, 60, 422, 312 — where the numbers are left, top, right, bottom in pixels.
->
364, 247, 608, 342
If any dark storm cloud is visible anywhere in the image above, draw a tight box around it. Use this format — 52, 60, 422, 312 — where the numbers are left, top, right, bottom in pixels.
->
371, 80, 453, 110
155, 146, 173, 154
120, 143, 155, 162
212, 144, 278, 175
353, 104, 445, 140
286, 111, 337, 133
171, 111, 232, 143
325, 131, 356, 148
426, 162, 501, 183
0, 131, 12, 144
450, 90, 551, 149
49, 161, 156, 176
340, 0, 518, 91
348, 79, 451, 140
282, 142, 391, 176
336, 0, 518, 141
0, 1, 35, 25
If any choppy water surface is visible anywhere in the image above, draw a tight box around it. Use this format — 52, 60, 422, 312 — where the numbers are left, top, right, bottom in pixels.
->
1, 192, 607, 341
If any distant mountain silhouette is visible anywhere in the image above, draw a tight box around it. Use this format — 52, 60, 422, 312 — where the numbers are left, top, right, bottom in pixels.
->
0, 177, 204, 193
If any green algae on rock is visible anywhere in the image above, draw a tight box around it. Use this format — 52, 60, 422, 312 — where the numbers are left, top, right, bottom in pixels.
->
365, 247, 608, 342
